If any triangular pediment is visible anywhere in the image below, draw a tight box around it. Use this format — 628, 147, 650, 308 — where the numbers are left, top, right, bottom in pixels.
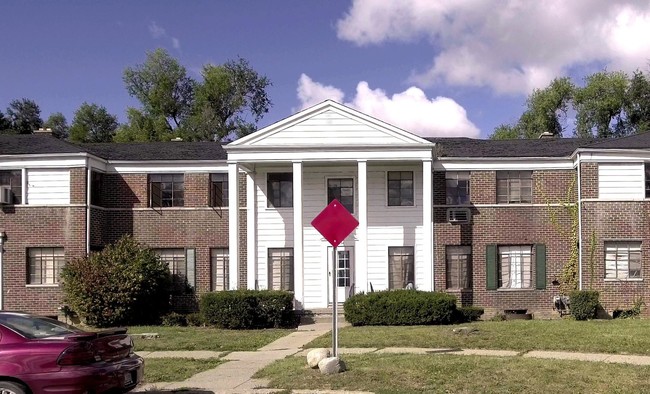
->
228, 100, 432, 148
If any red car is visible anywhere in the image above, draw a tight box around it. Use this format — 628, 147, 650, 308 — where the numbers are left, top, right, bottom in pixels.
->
0, 312, 143, 394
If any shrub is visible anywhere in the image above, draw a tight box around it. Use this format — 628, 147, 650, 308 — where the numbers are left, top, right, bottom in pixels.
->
161, 312, 188, 326
613, 298, 644, 319
343, 290, 457, 326
570, 290, 600, 320
455, 306, 484, 323
186, 312, 204, 327
61, 235, 172, 327
200, 290, 294, 329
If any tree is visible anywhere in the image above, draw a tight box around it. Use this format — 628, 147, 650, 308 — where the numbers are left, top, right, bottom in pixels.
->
6, 98, 43, 134
44, 112, 69, 139
123, 48, 194, 133
113, 108, 172, 142
60, 235, 172, 327
490, 124, 521, 140
623, 70, 650, 134
69, 103, 119, 143
574, 71, 629, 139
0, 111, 10, 132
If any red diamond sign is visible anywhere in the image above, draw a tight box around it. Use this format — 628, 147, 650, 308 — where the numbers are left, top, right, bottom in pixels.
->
311, 199, 359, 247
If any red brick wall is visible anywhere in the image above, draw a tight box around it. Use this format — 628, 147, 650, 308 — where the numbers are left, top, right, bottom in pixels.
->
580, 162, 598, 199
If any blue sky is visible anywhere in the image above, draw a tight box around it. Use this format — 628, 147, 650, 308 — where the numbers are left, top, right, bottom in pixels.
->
2, 1, 650, 139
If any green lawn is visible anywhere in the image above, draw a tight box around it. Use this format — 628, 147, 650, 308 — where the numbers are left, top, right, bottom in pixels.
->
143, 358, 224, 383
256, 353, 650, 393
306, 319, 650, 354
129, 326, 293, 351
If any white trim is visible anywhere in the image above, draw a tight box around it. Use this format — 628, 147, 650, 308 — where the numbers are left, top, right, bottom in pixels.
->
357, 160, 368, 294
0, 158, 88, 169
228, 148, 434, 163
292, 161, 304, 309
228, 163, 239, 290
434, 159, 573, 171
0, 233, 4, 310
86, 160, 91, 254
433, 203, 573, 208
89, 206, 248, 211
108, 163, 229, 174
246, 173, 257, 290
422, 159, 433, 291
577, 153, 583, 290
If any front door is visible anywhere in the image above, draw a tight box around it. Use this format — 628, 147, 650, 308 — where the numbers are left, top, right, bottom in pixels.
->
328, 246, 354, 304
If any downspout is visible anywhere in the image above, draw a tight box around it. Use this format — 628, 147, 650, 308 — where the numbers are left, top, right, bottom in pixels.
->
86, 159, 91, 255
0, 231, 4, 310
577, 152, 583, 290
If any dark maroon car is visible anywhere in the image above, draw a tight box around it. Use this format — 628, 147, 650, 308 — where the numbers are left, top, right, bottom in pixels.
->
0, 312, 143, 394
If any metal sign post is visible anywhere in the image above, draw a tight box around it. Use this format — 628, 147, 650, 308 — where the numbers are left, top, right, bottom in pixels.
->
332, 246, 338, 357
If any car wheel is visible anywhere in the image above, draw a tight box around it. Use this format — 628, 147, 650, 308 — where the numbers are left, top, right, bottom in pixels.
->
0, 381, 27, 394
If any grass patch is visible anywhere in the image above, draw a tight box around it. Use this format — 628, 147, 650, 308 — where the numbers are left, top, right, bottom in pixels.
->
130, 326, 293, 351
307, 319, 650, 354
144, 358, 224, 383
256, 353, 650, 393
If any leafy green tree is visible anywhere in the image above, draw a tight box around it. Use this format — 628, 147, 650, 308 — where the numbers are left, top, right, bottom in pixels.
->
113, 108, 172, 142
60, 235, 172, 327
6, 98, 42, 134
490, 124, 521, 140
574, 71, 629, 138
69, 103, 119, 143
123, 48, 194, 133
624, 70, 650, 134
0, 111, 11, 132
44, 112, 69, 139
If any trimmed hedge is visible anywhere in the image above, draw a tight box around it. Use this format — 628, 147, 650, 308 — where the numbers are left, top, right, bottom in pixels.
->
344, 290, 458, 326
200, 290, 294, 329
570, 290, 600, 320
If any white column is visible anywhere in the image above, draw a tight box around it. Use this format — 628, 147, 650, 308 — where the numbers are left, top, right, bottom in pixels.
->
228, 162, 239, 290
292, 161, 304, 309
246, 172, 257, 290
356, 160, 368, 294
422, 159, 433, 291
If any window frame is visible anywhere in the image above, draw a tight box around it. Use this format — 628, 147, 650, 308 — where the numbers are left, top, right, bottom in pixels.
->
604, 241, 642, 280
27, 247, 65, 286
267, 173, 293, 208
90, 170, 104, 207
327, 177, 354, 213
645, 163, 650, 199
154, 248, 196, 292
387, 171, 414, 207
268, 248, 294, 291
0, 169, 22, 205
446, 245, 472, 289
149, 174, 185, 208
210, 248, 229, 291
210, 173, 229, 208
496, 170, 532, 204
498, 245, 533, 289
446, 171, 470, 205
388, 246, 415, 289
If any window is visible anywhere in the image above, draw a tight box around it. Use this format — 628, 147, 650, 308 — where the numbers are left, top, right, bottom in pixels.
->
498, 245, 532, 289
645, 164, 650, 198
210, 174, 228, 207
149, 174, 184, 207
337, 250, 351, 287
267, 173, 293, 208
446, 246, 472, 289
90, 171, 104, 207
268, 248, 293, 291
446, 172, 470, 205
211, 248, 229, 291
497, 171, 532, 204
28, 247, 64, 285
388, 247, 414, 289
387, 171, 414, 206
155, 248, 195, 291
328, 178, 354, 213
0, 170, 22, 204
605, 242, 641, 280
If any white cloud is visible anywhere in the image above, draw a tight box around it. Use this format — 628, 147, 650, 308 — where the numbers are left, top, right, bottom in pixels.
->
148, 21, 181, 50
336, 1, 650, 95
172, 37, 181, 50
296, 74, 479, 138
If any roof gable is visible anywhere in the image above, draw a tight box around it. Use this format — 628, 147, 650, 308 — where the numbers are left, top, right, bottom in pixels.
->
228, 100, 432, 148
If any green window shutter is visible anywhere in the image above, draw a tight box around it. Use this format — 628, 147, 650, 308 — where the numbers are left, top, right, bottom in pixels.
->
486, 244, 497, 290
535, 244, 547, 290
186, 248, 196, 289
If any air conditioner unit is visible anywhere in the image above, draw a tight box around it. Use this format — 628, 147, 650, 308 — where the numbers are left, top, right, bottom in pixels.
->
447, 208, 470, 224
0, 186, 11, 204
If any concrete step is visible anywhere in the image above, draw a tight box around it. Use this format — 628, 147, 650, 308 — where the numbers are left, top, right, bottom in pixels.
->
297, 307, 346, 324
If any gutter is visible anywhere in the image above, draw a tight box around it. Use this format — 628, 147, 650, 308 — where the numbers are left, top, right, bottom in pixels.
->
86, 158, 91, 255
0, 231, 4, 310
577, 153, 583, 290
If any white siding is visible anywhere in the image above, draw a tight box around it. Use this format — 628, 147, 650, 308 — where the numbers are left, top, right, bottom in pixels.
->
253, 110, 414, 146
26, 169, 70, 205
598, 163, 644, 200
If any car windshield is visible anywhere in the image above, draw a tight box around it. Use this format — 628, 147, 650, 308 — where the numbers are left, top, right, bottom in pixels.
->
0, 314, 83, 339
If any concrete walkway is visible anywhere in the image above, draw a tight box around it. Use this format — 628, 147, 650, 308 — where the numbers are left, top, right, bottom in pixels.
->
135, 323, 650, 393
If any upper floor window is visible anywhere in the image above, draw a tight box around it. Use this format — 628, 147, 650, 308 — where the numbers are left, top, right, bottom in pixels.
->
0, 170, 22, 204
150, 174, 184, 207
90, 171, 104, 207
388, 246, 415, 289
210, 173, 228, 207
28, 247, 64, 285
327, 178, 354, 213
645, 164, 650, 198
267, 173, 293, 208
387, 171, 414, 206
446, 172, 470, 205
497, 171, 532, 204
446, 245, 472, 289
605, 242, 641, 280
498, 245, 532, 289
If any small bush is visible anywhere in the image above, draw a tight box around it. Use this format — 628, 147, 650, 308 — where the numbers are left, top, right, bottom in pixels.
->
200, 290, 294, 329
161, 312, 188, 326
614, 298, 644, 319
455, 306, 484, 323
186, 312, 204, 327
570, 290, 600, 320
61, 235, 172, 327
343, 290, 457, 326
